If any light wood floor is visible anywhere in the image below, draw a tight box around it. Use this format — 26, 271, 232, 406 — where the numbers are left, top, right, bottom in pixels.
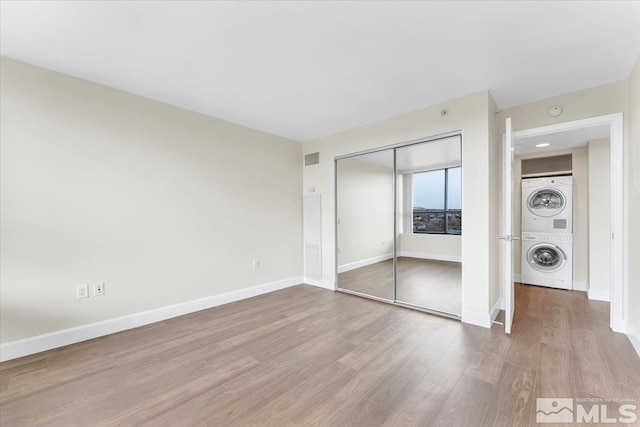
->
1, 283, 639, 426
338, 257, 462, 315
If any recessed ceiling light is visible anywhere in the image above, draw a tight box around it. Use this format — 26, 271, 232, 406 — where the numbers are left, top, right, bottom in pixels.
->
536, 143, 550, 148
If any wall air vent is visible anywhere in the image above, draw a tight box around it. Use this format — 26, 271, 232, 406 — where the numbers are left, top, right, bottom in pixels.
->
304, 152, 320, 166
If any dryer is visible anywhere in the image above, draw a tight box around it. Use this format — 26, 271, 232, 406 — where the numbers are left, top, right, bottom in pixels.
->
521, 176, 572, 233
521, 232, 573, 290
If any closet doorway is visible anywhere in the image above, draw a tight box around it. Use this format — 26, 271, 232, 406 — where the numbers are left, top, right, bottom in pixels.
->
335, 134, 462, 318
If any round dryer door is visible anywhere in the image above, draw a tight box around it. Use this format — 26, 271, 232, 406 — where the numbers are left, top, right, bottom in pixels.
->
527, 243, 566, 272
526, 188, 566, 217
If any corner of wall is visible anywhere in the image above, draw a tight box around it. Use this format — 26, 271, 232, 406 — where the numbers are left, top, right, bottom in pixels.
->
626, 55, 640, 339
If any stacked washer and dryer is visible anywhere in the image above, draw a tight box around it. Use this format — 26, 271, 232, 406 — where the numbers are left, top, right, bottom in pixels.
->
521, 177, 574, 290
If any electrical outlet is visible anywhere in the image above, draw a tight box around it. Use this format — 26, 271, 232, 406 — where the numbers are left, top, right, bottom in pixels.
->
76, 284, 89, 299
95, 282, 105, 296
252, 259, 260, 270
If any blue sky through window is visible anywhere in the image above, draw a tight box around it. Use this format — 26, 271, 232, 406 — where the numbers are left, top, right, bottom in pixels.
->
413, 167, 461, 210
447, 167, 461, 209
413, 170, 444, 209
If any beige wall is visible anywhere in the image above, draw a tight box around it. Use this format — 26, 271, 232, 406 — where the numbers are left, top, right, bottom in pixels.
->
498, 81, 628, 133
0, 58, 303, 343
399, 234, 461, 260
336, 157, 394, 267
514, 147, 589, 286
589, 138, 611, 298
304, 90, 495, 320
628, 57, 640, 337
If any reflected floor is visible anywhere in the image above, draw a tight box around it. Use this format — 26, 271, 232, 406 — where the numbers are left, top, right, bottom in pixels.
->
338, 257, 462, 315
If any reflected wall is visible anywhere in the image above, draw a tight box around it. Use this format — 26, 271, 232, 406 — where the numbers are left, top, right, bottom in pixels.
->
336, 151, 394, 300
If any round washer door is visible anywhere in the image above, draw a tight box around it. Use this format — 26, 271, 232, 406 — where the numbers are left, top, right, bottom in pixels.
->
527, 243, 566, 272
526, 188, 566, 217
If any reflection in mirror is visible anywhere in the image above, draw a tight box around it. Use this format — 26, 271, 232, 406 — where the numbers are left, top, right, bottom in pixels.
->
395, 136, 462, 315
336, 150, 394, 300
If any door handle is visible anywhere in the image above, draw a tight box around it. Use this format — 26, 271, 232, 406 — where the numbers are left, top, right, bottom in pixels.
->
498, 235, 520, 241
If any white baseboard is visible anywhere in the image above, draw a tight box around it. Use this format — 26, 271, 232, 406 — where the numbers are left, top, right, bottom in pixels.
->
573, 281, 588, 291
338, 253, 393, 273
461, 308, 492, 328
515, 274, 588, 292
462, 297, 502, 328
303, 277, 335, 290
490, 298, 503, 323
588, 288, 610, 302
338, 251, 461, 275
626, 324, 640, 359
0, 276, 304, 362
399, 251, 462, 263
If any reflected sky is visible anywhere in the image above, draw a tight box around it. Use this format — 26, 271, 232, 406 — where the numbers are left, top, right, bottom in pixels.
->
413, 167, 461, 210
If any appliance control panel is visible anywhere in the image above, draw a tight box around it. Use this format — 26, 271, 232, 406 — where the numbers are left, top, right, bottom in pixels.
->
521, 232, 573, 242
552, 234, 573, 243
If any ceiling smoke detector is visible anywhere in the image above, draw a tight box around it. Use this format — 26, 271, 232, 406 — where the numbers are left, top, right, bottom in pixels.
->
548, 106, 563, 117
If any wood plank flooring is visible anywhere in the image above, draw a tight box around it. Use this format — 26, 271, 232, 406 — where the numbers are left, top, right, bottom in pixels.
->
338, 257, 462, 315
1, 283, 639, 426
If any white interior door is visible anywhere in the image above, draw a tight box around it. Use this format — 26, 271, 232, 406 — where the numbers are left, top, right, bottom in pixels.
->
501, 117, 516, 334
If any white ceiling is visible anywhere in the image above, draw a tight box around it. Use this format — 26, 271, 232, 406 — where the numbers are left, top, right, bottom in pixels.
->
515, 124, 610, 155
1, 1, 639, 142
396, 137, 461, 172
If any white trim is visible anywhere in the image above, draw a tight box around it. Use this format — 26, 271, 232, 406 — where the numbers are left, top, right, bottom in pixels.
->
521, 170, 573, 179
464, 299, 503, 328
398, 161, 461, 175
461, 308, 492, 328
304, 277, 336, 290
0, 276, 303, 362
502, 117, 515, 334
337, 253, 393, 273
588, 288, 611, 302
573, 281, 588, 292
491, 298, 502, 322
512, 112, 624, 333
399, 251, 462, 263
609, 113, 624, 332
516, 274, 588, 292
626, 324, 640, 359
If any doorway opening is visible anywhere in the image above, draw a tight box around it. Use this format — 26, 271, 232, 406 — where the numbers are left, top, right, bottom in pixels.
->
502, 113, 624, 333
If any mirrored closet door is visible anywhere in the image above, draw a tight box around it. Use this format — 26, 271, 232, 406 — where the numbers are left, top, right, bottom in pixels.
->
395, 137, 462, 316
336, 150, 395, 301
335, 135, 462, 317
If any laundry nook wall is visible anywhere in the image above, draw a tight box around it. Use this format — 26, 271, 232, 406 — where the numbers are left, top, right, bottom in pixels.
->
514, 147, 589, 289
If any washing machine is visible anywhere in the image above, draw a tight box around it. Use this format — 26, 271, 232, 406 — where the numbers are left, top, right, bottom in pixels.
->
521, 232, 573, 290
521, 177, 573, 233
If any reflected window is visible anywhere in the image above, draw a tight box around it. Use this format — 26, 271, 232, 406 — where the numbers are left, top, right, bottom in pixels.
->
412, 167, 461, 234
